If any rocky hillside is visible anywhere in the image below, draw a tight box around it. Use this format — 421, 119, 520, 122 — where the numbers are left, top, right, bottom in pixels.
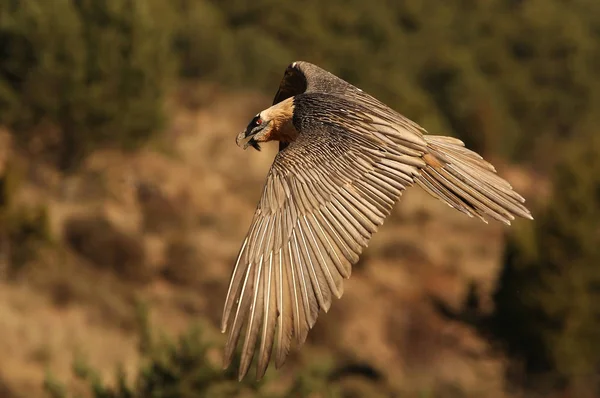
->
0, 86, 540, 397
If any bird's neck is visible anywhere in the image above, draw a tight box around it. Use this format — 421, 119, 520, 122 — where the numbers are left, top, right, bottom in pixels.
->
265, 98, 298, 143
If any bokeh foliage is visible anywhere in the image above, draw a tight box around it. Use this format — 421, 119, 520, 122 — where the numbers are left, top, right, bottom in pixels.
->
0, 0, 175, 169
0, 0, 599, 395
1, 0, 599, 168
0, 162, 52, 276
44, 303, 340, 398
492, 134, 600, 394
197, 0, 600, 163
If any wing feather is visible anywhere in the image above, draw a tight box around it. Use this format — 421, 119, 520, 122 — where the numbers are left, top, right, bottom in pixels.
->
257, 252, 277, 378
222, 119, 420, 380
223, 67, 532, 379
238, 256, 264, 379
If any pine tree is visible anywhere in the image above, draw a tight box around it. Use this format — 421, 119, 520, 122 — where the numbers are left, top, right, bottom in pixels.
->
493, 134, 600, 395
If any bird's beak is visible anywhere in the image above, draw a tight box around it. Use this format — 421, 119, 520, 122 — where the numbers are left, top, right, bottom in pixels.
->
235, 131, 261, 151
236, 131, 251, 149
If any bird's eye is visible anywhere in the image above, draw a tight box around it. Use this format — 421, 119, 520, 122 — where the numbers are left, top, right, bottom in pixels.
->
256, 118, 262, 125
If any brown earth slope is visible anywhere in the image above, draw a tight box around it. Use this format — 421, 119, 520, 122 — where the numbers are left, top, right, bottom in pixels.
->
0, 85, 538, 397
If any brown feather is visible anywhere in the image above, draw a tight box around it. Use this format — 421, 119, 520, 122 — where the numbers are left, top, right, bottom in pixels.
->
223, 61, 532, 381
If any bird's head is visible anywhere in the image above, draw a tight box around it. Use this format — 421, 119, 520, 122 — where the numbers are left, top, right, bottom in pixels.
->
236, 113, 270, 151
236, 98, 297, 151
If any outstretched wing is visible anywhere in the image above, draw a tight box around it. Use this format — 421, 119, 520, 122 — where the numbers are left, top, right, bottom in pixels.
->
223, 65, 532, 381
221, 96, 429, 380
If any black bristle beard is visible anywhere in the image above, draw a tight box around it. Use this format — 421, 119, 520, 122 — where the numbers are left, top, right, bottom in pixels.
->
250, 140, 261, 151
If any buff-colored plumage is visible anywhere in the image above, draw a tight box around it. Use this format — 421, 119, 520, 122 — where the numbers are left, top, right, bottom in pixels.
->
224, 61, 533, 381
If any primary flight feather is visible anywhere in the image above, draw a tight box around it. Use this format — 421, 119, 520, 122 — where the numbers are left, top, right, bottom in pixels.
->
222, 61, 533, 380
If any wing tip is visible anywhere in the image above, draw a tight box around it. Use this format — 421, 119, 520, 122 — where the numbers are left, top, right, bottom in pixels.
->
222, 352, 233, 371
255, 364, 268, 382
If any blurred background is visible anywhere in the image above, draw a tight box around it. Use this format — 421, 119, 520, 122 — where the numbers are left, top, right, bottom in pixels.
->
0, 0, 599, 397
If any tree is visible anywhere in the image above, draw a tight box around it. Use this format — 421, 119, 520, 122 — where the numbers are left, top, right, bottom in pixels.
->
0, 0, 175, 170
493, 134, 600, 395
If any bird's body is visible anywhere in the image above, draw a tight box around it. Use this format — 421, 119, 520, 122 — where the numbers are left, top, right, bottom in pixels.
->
224, 61, 533, 380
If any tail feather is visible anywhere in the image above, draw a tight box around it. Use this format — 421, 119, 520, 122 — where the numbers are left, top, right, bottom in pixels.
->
416, 135, 533, 225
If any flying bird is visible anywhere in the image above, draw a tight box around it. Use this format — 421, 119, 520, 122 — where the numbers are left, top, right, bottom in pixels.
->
222, 61, 533, 380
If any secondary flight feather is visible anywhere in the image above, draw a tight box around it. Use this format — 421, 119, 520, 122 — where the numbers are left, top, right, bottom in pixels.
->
223, 61, 533, 380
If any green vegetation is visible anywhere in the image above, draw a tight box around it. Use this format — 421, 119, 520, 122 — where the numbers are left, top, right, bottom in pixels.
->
173, 0, 600, 163
0, 0, 175, 170
2, 0, 599, 168
43, 303, 460, 397
44, 304, 340, 398
1, 0, 599, 396
0, 162, 52, 276
492, 134, 600, 395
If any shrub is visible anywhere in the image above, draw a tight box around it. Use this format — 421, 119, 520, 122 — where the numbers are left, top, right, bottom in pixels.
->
0, 0, 175, 170
3, 0, 599, 168
44, 303, 340, 398
0, 162, 52, 277
136, 182, 186, 234
492, 135, 600, 395
195, 0, 600, 164
2, 205, 52, 275
161, 237, 201, 287
63, 215, 151, 283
